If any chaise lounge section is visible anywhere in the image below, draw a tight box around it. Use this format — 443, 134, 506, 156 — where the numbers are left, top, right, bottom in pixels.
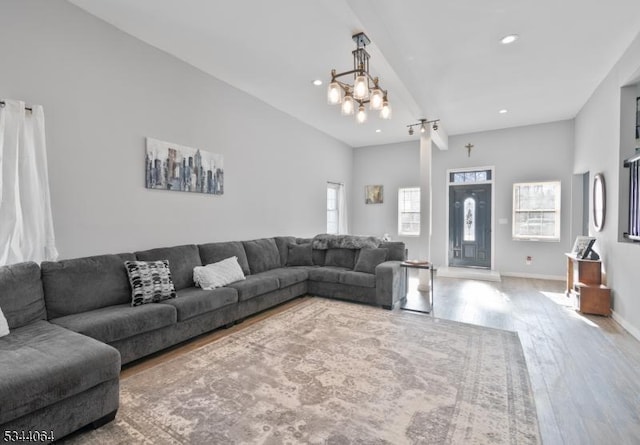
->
0, 262, 120, 442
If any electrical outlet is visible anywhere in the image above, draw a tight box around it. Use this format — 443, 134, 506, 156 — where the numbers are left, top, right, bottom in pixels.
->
526, 256, 532, 265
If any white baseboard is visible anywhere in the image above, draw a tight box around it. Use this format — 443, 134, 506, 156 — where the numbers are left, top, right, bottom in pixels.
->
611, 310, 640, 342
500, 272, 565, 281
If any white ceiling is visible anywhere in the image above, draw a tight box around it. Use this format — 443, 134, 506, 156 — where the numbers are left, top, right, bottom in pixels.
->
68, 0, 640, 147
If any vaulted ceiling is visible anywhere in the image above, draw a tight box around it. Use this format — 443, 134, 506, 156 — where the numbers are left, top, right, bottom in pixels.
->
68, 0, 640, 147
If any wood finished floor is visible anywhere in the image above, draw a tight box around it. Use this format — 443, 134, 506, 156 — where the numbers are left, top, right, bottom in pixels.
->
419, 274, 640, 445
121, 275, 640, 445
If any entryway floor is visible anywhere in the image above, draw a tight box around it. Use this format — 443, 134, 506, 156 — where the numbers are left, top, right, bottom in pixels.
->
437, 266, 501, 282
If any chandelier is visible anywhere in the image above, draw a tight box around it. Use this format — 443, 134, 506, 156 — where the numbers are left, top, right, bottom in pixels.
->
327, 32, 391, 124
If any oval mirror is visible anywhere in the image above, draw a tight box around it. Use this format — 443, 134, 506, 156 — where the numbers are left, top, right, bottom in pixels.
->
593, 173, 606, 231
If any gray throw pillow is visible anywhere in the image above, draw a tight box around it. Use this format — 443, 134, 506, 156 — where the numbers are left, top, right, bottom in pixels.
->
286, 243, 314, 266
125, 260, 176, 306
354, 248, 388, 274
325, 248, 356, 269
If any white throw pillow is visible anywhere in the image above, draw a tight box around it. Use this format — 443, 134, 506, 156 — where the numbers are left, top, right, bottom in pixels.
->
194, 256, 246, 290
0, 306, 9, 338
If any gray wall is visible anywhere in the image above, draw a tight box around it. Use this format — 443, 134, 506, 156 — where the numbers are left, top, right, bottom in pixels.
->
0, 0, 353, 259
351, 141, 421, 257
432, 121, 575, 278
354, 122, 575, 277
574, 30, 640, 339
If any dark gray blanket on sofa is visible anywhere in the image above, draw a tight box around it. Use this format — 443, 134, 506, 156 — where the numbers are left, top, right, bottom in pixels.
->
312, 234, 382, 250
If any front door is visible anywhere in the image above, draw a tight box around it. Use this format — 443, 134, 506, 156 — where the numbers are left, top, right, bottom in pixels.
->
449, 184, 491, 268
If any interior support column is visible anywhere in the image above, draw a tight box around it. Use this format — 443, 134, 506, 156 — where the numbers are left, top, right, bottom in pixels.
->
418, 133, 433, 291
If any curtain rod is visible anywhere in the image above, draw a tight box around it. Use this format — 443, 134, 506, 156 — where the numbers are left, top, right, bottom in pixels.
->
327, 181, 344, 186
0, 100, 33, 112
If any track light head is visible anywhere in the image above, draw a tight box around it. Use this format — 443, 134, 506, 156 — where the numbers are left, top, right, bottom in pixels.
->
408, 127, 414, 136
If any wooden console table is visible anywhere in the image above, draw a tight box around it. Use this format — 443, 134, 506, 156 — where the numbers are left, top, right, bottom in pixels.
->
565, 253, 611, 316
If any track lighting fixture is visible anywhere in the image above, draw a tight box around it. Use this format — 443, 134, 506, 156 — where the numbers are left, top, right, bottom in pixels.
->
328, 32, 391, 123
406, 119, 440, 136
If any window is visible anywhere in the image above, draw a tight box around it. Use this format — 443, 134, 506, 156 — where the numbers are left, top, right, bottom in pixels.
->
327, 183, 340, 234
398, 187, 420, 236
450, 169, 492, 184
512, 181, 561, 241
463, 197, 476, 241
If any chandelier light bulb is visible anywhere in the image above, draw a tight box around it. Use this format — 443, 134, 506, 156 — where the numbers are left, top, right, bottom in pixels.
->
356, 104, 367, 124
327, 81, 342, 105
420, 122, 427, 133
353, 75, 369, 100
341, 93, 355, 115
370, 88, 383, 110
380, 99, 391, 119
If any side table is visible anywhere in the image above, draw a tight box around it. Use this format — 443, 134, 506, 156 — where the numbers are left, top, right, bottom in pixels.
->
399, 261, 434, 314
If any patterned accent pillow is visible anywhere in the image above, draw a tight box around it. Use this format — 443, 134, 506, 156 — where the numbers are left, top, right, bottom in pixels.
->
193, 256, 246, 289
125, 260, 177, 306
0, 306, 9, 338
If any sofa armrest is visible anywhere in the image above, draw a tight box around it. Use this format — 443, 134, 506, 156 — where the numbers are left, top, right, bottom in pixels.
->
374, 261, 406, 308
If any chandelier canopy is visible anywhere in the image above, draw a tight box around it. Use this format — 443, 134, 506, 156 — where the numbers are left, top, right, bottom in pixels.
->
327, 32, 391, 124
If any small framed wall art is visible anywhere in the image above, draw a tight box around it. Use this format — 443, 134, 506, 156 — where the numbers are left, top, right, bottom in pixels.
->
365, 185, 383, 204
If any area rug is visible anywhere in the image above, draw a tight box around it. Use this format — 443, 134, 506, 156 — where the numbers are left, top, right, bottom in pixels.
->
63, 298, 540, 444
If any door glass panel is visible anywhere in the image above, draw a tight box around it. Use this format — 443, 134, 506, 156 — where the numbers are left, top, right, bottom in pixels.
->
463, 197, 476, 241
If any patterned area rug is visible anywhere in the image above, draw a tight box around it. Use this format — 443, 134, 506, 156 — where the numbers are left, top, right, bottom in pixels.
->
63, 298, 540, 444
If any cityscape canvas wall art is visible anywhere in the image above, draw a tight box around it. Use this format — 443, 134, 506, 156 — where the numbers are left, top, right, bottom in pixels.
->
145, 138, 224, 195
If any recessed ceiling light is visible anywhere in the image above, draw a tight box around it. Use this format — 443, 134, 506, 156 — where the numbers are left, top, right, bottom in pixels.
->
499, 109, 508, 114
312, 79, 323, 86
375, 129, 382, 133
500, 34, 519, 45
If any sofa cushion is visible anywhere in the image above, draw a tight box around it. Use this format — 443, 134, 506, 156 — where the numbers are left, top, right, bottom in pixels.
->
125, 260, 177, 306
308, 267, 349, 283
312, 249, 326, 266
194, 256, 245, 289
274, 236, 296, 266
267, 267, 310, 289
0, 320, 120, 425
227, 272, 279, 302
41, 253, 135, 319
160, 287, 238, 321
354, 248, 388, 274
296, 238, 326, 265
135, 244, 201, 290
198, 241, 250, 276
379, 241, 406, 261
51, 303, 177, 344
0, 307, 9, 337
286, 243, 314, 267
0, 262, 46, 329
242, 238, 281, 274
325, 248, 356, 269
339, 271, 376, 288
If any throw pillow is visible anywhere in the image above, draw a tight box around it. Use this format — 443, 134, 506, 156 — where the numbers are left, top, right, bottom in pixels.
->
194, 256, 246, 289
286, 243, 314, 267
354, 248, 388, 274
0, 306, 9, 338
125, 260, 177, 307
324, 248, 356, 269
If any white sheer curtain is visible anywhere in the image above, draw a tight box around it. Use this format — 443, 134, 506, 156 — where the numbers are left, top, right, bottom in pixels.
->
338, 183, 349, 235
0, 99, 58, 265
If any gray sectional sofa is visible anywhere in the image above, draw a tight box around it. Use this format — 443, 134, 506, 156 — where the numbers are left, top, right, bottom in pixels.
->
0, 235, 405, 442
